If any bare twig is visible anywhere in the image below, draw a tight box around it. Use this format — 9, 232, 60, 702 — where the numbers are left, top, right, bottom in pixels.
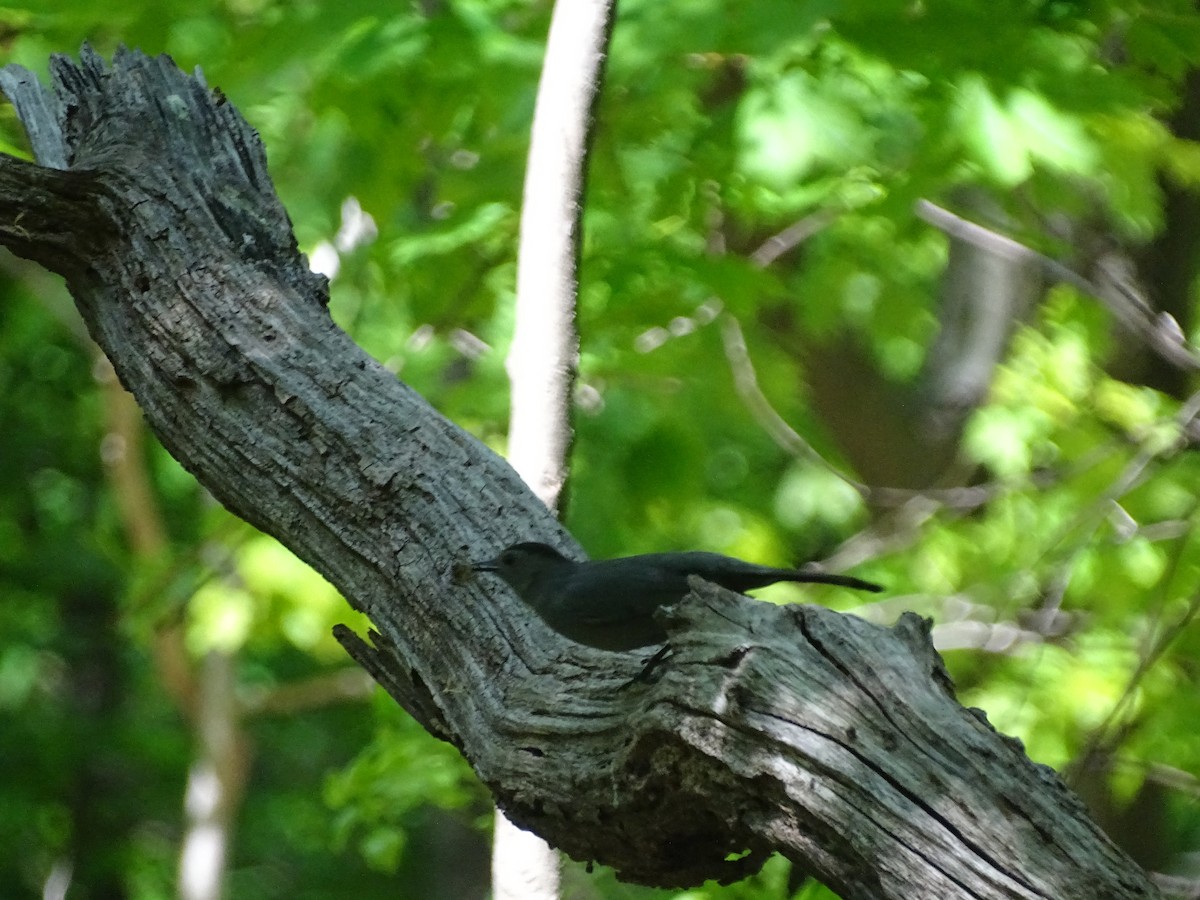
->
748, 209, 839, 267
718, 313, 868, 496
240, 668, 375, 716
916, 199, 1200, 375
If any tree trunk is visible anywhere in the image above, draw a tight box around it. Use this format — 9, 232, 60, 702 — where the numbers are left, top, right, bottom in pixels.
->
494, 0, 615, 893
0, 47, 1161, 899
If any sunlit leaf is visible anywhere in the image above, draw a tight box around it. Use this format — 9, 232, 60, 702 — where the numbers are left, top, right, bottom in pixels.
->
955, 74, 1032, 186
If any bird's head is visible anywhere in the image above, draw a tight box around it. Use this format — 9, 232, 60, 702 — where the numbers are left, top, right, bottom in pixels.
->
472, 542, 573, 598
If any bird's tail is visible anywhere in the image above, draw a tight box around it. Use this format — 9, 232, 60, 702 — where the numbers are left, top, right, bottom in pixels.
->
789, 572, 883, 593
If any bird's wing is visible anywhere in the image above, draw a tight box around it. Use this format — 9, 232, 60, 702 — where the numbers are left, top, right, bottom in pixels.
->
653, 552, 788, 593
553, 562, 689, 625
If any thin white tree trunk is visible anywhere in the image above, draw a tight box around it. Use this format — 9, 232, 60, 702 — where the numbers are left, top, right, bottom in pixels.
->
179, 651, 246, 900
494, 0, 615, 896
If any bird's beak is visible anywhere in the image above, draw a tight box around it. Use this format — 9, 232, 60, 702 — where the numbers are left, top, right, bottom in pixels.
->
471, 557, 500, 573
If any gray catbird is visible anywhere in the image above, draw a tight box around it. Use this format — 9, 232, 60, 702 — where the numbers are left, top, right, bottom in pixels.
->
472, 542, 883, 651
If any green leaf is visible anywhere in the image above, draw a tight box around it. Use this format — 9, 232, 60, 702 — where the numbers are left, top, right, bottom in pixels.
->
1009, 88, 1096, 175
956, 74, 1032, 186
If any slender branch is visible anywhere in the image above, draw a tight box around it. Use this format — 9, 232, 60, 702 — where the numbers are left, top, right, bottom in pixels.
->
240, 668, 375, 716
1070, 497, 1200, 769
719, 308, 1070, 512
719, 313, 868, 495
916, 199, 1200, 374
748, 209, 838, 267
1037, 386, 1200, 569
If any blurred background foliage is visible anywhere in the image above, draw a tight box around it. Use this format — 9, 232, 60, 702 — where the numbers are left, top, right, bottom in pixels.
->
3, 0, 1200, 897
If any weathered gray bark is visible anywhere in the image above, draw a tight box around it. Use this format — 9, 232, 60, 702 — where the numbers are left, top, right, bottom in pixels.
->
0, 47, 1161, 899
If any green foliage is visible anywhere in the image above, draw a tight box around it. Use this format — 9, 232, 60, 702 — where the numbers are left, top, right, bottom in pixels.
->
325, 698, 486, 872
6, 0, 1200, 896
187, 531, 370, 658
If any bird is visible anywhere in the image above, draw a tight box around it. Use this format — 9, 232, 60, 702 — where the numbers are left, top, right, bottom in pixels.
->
472, 542, 882, 652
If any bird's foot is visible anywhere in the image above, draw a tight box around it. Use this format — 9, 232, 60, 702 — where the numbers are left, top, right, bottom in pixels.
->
618, 644, 674, 690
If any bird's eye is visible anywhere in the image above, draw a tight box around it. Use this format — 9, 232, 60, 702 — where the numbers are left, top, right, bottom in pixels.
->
501, 551, 517, 565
